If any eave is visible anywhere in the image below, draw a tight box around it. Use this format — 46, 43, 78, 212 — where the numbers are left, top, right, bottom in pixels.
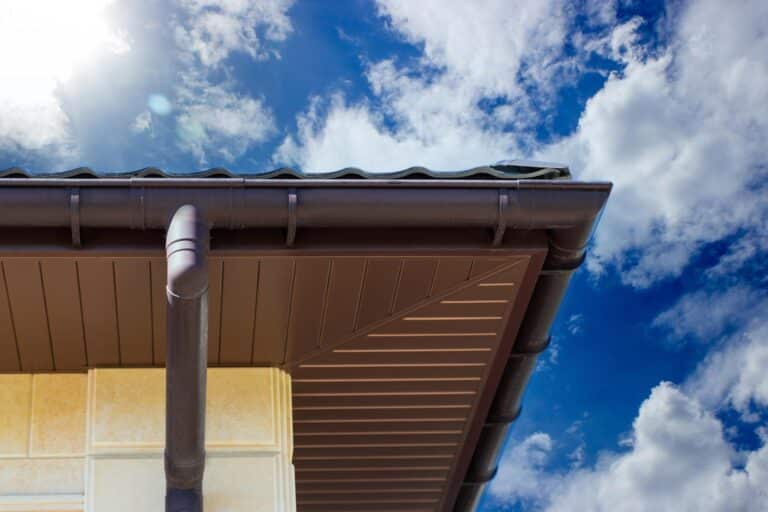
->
0, 163, 611, 511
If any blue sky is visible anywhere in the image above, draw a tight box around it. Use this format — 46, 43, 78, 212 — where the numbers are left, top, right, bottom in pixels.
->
1, 0, 767, 510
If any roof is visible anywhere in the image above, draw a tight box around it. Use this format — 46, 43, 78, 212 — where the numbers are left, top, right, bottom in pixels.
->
0, 160, 570, 181
0, 163, 610, 511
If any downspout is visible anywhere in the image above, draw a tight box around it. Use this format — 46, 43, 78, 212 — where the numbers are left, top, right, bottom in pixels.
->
165, 205, 209, 512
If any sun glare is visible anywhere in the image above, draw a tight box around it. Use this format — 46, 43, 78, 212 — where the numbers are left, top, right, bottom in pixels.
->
0, 0, 128, 103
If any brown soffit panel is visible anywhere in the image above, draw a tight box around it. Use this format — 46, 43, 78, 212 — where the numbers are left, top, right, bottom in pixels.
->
289, 254, 541, 512
113, 260, 154, 365
39, 260, 87, 370
77, 260, 120, 366
2, 260, 54, 371
218, 258, 260, 364
0, 241, 545, 376
0, 263, 20, 371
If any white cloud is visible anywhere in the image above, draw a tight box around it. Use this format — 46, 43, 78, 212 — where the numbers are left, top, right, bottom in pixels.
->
541, 0, 768, 286
175, 0, 294, 67
567, 313, 584, 336
490, 287, 768, 511
175, 77, 274, 163
375, 0, 568, 100
490, 432, 561, 506
653, 286, 766, 343
685, 316, 768, 421
131, 110, 152, 134
706, 227, 768, 281
568, 443, 586, 469
489, 383, 768, 512
274, 91, 518, 171
169, 0, 294, 163
276, 0, 569, 171
0, 0, 128, 156
548, 383, 768, 512
584, 0, 617, 27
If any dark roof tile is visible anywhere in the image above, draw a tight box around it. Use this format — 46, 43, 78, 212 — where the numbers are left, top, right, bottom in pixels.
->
0, 160, 570, 180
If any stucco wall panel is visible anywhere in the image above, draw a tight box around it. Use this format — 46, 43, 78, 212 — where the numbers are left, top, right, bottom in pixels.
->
87, 368, 291, 453
0, 458, 83, 495
30, 375, 87, 457
0, 375, 32, 457
88, 369, 164, 454
0, 374, 86, 503
0, 369, 295, 511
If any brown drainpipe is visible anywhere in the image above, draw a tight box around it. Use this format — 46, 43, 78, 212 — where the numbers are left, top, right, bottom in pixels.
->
165, 205, 209, 512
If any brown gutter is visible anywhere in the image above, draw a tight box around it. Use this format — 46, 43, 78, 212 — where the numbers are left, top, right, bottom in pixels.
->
0, 181, 609, 233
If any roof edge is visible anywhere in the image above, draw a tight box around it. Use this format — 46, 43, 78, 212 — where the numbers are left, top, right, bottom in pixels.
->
0, 161, 570, 181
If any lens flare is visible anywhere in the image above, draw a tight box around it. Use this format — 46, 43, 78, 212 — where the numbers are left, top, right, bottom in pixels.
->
148, 94, 173, 116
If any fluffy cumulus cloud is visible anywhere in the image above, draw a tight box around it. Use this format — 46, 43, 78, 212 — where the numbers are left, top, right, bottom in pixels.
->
543, 0, 768, 285
274, 90, 519, 171
489, 282, 768, 511
0, 0, 128, 158
142, 0, 294, 164
686, 318, 768, 421
276, 0, 568, 171
490, 432, 560, 505
489, 382, 768, 512
175, 0, 293, 67
376, 0, 568, 100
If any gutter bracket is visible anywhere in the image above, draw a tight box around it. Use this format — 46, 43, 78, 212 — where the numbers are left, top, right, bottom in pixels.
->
69, 188, 81, 248
492, 189, 508, 247
286, 188, 297, 247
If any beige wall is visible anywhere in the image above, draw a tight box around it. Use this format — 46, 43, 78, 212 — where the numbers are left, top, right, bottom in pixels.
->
0, 369, 294, 512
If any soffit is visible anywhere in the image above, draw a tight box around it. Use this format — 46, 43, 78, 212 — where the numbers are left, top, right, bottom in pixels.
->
0, 250, 542, 373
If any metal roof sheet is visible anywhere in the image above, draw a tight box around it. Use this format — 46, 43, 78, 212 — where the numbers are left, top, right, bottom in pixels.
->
0, 160, 569, 180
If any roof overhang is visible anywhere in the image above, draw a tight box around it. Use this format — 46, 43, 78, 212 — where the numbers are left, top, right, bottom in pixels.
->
0, 164, 610, 511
